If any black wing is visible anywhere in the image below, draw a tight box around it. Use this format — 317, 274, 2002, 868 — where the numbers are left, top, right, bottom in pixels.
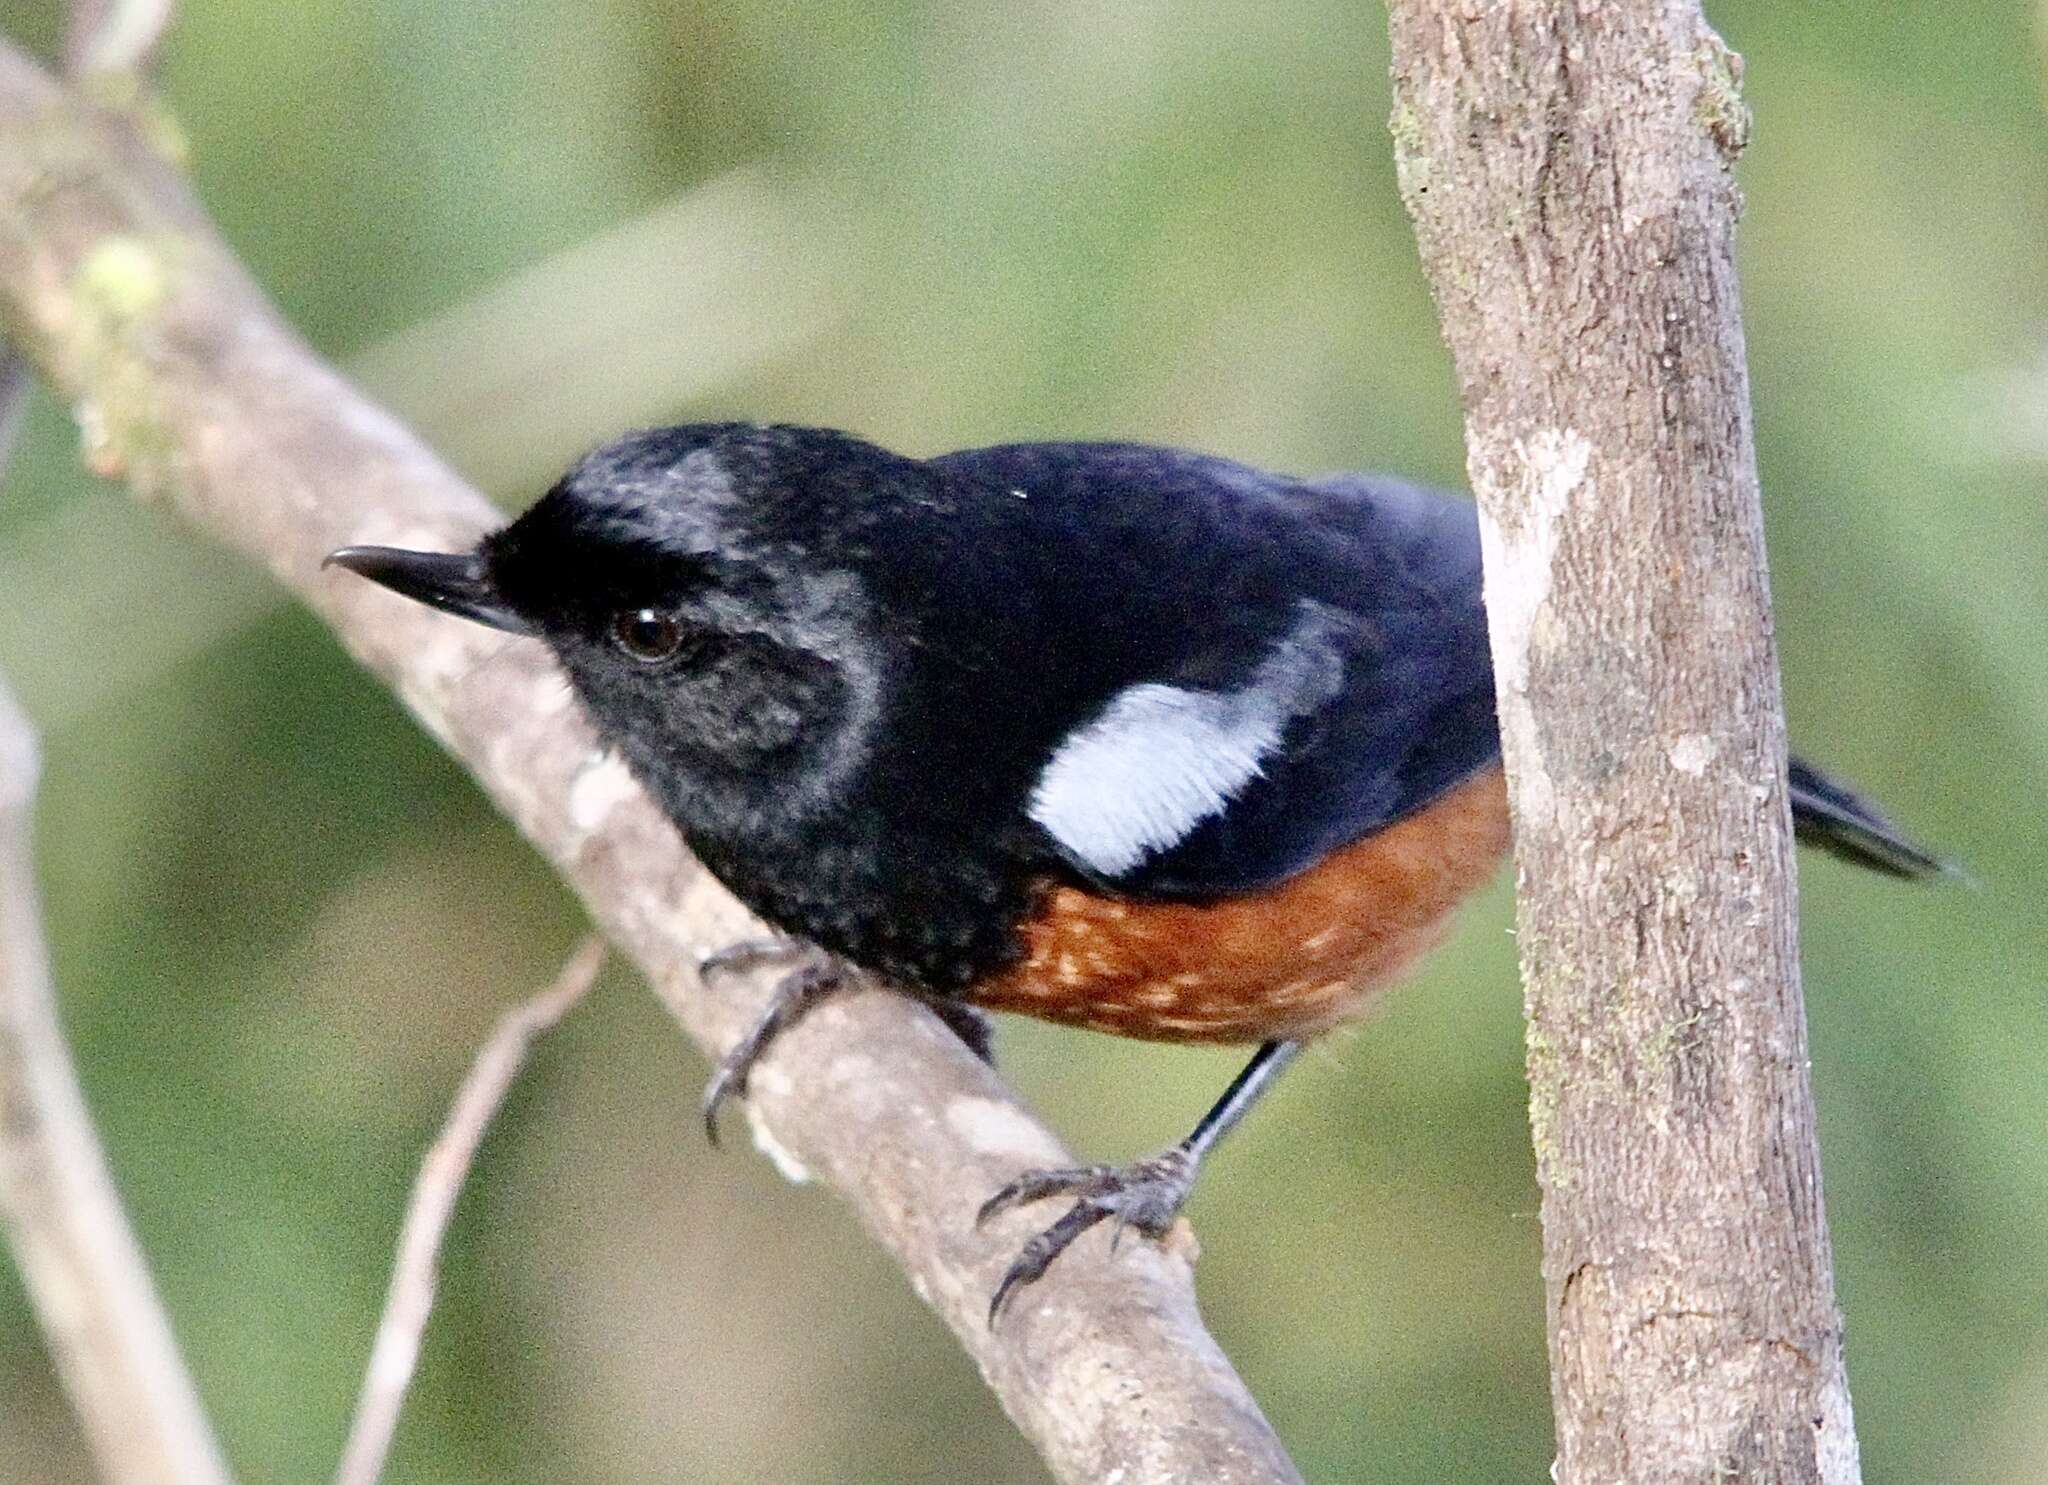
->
1121, 467, 1500, 897
930, 443, 1501, 900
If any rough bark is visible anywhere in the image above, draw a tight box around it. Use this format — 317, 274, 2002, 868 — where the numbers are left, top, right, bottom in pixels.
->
0, 43, 1303, 1485
1385, 5, 1860, 1483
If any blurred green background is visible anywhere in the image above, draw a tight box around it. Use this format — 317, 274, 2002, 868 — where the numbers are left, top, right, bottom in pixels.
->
0, 1, 2043, 1480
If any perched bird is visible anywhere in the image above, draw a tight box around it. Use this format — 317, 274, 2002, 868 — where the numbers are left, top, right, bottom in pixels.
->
327, 423, 1942, 1318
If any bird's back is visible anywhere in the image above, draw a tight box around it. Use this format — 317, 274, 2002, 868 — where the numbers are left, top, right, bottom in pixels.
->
927, 442, 1502, 900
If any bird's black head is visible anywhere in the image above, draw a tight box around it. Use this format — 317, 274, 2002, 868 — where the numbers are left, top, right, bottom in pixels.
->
328, 424, 936, 838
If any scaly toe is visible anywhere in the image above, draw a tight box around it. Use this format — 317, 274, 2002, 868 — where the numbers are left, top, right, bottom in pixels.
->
988, 1202, 1113, 1322
698, 935, 804, 984
975, 1164, 1114, 1227
979, 1146, 1200, 1321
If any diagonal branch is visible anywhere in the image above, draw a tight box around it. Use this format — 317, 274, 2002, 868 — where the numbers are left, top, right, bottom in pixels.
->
0, 40, 1303, 1485
0, 669, 234, 1485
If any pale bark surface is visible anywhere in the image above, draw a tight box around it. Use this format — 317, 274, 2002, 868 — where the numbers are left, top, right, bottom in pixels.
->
0, 683, 232, 1485
1386, 4, 1860, 1483
0, 43, 1302, 1485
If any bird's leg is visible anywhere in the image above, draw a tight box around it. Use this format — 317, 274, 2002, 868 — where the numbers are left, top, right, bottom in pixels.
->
918, 995, 997, 1066
698, 943, 998, 1144
976, 1038, 1303, 1321
699, 952, 844, 1145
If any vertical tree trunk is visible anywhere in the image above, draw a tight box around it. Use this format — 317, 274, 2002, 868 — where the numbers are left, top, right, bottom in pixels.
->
1384, 5, 1861, 1482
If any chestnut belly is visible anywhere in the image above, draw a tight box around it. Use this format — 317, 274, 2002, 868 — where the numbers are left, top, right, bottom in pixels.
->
969, 765, 1511, 1044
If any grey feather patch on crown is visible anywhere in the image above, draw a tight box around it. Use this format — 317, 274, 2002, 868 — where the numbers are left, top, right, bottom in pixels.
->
1028, 602, 1354, 878
572, 442, 744, 555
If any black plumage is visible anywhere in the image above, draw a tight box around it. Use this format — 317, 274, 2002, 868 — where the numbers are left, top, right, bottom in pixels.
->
327, 421, 1943, 1314
472, 426, 1513, 987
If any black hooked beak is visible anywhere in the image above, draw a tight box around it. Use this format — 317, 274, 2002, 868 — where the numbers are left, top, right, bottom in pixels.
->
323, 545, 537, 636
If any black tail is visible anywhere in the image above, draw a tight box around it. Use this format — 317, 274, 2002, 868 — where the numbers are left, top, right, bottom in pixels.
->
1788, 755, 1949, 881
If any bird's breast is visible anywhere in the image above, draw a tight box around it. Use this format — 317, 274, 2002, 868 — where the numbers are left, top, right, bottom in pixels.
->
968, 764, 1510, 1043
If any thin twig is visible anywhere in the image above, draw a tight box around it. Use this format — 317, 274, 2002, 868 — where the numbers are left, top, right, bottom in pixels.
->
0, 673, 234, 1485
0, 351, 29, 464
335, 934, 606, 1485
65, 0, 177, 77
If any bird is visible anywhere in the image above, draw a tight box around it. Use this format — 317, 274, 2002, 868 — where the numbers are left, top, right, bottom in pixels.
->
325, 422, 1944, 1320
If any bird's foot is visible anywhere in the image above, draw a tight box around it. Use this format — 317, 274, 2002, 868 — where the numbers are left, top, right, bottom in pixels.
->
700, 953, 843, 1145
976, 1144, 1197, 1322
698, 945, 993, 1144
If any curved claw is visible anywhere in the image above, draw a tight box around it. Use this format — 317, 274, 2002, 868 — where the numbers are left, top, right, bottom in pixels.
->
977, 1146, 1199, 1323
975, 1164, 1111, 1228
988, 1202, 1113, 1323
696, 956, 844, 1148
699, 936, 804, 985
700, 1063, 744, 1148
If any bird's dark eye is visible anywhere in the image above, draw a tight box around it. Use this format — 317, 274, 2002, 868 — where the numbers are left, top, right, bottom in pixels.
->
610, 607, 686, 663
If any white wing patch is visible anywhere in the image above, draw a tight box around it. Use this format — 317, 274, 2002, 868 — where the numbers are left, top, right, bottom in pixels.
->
1028, 603, 1352, 878
1029, 686, 1280, 876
